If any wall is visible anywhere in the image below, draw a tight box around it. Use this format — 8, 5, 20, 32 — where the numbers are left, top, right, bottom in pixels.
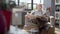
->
51, 0, 55, 16
43, 0, 51, 10
43, 0, 55, 16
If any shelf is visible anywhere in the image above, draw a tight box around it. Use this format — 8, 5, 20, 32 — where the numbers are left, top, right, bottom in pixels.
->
55, 11, 60, 13
55, 0, 60, 4
55, 18, 60, 19
55, 11, 60, 12
55, 3, 60, 5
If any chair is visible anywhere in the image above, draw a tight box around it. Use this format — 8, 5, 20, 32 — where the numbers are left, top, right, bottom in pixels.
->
24, 14, 55, 34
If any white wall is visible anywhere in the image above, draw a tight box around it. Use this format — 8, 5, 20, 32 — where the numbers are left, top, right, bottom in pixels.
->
43, 0, 55, 16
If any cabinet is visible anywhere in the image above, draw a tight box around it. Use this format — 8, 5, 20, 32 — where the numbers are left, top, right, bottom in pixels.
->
12, 8, 26, 25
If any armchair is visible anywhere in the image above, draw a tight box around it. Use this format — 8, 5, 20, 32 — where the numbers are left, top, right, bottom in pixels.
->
24, 13, 55, 34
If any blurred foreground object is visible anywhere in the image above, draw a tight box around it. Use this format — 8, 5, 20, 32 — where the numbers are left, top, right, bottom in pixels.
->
0, 10, 6, 34
0, 2, 12, 31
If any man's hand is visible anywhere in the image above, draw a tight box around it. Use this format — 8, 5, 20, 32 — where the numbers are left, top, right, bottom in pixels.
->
25, 15, 29, 18
35, 16, 41, 18
41, 16, 47, 21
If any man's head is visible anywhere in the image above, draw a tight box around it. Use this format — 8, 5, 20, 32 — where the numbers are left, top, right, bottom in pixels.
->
37, 4, 42, 11
46, 7, 51, 12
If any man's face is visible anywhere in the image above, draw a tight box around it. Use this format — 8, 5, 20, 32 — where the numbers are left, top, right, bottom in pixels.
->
37, 4, 42, 11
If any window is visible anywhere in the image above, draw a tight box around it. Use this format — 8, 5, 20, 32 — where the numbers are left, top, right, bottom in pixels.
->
33, 0, 43, 9
20, 0, 31, 9
12, 0, 43, 10
33, 0, 40, 9
33, 0, 40, 4
15, 0, 18, 5
27, 3, 31, 9
33, 3, 37, 10
20, 0, 31, 3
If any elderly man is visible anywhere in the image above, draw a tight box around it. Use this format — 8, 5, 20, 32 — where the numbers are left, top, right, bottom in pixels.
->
25, 4, 46, 21
31, 4, 45, 16
25, 4, 47, 34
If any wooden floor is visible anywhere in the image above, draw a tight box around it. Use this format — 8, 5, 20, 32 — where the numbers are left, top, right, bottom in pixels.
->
8, 25, 60, 34
8, 25, 30, 34
55, 28, 60, 34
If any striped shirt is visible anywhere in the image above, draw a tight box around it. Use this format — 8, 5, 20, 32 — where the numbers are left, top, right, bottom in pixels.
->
31, 10, 46, 16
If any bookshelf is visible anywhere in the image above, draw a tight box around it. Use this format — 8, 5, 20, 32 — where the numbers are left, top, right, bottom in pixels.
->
55, 0, 60, 28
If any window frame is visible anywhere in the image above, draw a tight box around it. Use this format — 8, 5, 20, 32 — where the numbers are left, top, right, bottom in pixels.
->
17, 0, 41, 10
